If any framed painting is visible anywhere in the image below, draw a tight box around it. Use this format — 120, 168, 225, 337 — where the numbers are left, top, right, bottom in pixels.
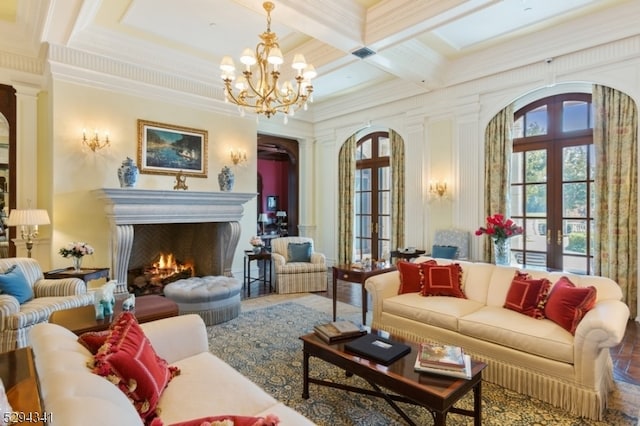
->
267, 195, 278, 211
137, 119, 208, 177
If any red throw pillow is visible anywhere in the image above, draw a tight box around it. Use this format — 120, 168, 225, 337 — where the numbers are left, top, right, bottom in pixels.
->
91, 312, 180, 422
420, 263, 465, 298
503, 271, 551, 319
148, 414, 280, 426
397, 260, 435, 294
77, 330, 110, 354
544, 276, 597, 334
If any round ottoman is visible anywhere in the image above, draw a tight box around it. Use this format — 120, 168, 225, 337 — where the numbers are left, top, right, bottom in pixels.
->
163, 276, 241, 325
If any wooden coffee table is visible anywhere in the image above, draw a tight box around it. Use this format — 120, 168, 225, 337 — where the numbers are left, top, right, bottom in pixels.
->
48, 294, 179, 335
300, 333, 486, 426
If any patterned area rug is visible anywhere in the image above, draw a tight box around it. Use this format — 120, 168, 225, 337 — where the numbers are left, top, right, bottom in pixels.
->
206, 294, 640, 425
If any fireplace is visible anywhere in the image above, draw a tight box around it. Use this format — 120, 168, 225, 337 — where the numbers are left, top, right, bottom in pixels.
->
94, 189, 254, 293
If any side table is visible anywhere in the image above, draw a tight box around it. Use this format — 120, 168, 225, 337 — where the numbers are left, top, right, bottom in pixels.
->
243, 250, 273, 297
0, 347, 47, 425
332, 264, 396, 325
44, 267, 110, 290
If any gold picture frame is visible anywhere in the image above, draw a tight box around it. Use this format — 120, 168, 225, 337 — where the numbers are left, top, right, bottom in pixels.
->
137, 119, 208, 178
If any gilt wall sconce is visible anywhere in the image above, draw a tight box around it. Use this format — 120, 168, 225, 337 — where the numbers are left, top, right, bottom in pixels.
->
230, 149, 247, 165
429, 180, 449, 200
82, 128, 110, 152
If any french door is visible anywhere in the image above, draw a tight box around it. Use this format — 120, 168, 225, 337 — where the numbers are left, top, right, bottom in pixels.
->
510, 94, 595, 273
353, 132, 391, 261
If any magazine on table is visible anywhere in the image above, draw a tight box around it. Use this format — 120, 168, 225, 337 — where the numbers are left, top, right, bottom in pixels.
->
414, 353, 472, 379
417, 342, 466, 371
313, 320, 366, 343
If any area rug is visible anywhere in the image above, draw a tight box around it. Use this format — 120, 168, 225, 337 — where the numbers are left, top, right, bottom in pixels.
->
206, 294, 639, 425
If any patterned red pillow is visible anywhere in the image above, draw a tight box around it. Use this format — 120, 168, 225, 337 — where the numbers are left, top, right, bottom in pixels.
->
91, 312, 180, 422
420, 263, 465, 298
397, 260, 435, 294
77, 330, 110, 354
148, 414, 280, 426
544, 276, 597, 334
503, 271, 551, 319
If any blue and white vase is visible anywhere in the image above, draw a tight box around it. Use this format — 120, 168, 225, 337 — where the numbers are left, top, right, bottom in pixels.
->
117, 157, 139, 188
218, 166, 235, 191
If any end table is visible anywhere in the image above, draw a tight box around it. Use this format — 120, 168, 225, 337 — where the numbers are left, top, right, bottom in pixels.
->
332, 264, 396, 325
44, 267, 110, 290
243, 250, 273, 297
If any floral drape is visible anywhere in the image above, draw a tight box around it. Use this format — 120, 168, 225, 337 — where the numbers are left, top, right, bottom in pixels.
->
337, 135, 356, 265
593, 85, 638, 318
482, 105, 514, 261
390, 130, 405, 252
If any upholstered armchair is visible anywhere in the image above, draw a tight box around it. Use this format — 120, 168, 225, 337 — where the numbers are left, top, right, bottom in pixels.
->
0, 257, 94, 352
270, 237, 327, 294
432, 229, 471, 260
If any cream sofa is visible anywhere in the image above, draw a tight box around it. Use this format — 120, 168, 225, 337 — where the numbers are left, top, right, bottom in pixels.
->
29, 314, 315, 426
0, 257, 93, 352
365, 257, 630, 420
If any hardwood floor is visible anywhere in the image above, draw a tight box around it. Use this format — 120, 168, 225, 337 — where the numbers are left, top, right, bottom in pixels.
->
243, 279, 640, 386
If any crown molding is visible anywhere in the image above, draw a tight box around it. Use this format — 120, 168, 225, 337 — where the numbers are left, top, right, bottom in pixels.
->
0, 50, 45, 79
47, 44, 234, 115
445, 1, 640, 87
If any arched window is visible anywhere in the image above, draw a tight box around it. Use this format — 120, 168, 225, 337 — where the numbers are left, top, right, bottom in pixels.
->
511, 93, 594, 273
353, 131, 391, 261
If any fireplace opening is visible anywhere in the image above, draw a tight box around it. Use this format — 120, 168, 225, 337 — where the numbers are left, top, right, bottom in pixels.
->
128, 252, 194, 296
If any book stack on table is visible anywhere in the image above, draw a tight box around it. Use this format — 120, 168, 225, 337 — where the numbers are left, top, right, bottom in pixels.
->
313, 320, 366, 343
414, 342, 472, 379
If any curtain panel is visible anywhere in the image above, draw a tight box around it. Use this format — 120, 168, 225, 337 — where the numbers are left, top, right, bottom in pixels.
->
337, 136, 356, 265
390, 129, 405, 252
482, 105, 514, 261
593, 84, 638, 318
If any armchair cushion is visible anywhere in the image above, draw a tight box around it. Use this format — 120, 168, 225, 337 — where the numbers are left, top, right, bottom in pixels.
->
431, 245, 458, 259
287, 242, 312, 262
0, 265, 33, 304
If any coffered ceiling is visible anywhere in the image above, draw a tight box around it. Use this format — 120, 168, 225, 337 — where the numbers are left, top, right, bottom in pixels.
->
0, 0, 635, 108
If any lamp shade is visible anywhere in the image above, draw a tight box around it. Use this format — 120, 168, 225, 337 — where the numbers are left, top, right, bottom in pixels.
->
257, 213, 269, 223
6, 209, 50, 226
276, 211, 287, 217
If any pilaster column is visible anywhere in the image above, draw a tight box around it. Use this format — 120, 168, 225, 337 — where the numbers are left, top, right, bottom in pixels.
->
297, 137, 316, 239
12, 83, 40, 208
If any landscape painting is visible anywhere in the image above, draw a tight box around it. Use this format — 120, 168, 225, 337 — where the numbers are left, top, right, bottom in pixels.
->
137, 119, 208, 177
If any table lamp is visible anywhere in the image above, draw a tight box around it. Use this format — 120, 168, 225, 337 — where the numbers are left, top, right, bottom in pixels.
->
6, 209, 51, 258
257, 213, 269, 235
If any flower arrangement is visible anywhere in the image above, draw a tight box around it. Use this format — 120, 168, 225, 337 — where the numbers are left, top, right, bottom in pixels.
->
475, 213, 523, 242
59, 242, 95, 258
250, 236, 264, 247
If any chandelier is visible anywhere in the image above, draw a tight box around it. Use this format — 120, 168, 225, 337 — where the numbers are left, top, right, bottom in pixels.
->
219, 1, 316, 121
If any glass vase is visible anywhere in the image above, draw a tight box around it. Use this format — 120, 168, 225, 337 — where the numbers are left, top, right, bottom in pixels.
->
72, 256, 83, 272
493, 239, 511, 266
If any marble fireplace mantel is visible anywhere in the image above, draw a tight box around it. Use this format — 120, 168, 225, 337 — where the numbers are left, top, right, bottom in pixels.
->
93, 188, 255, 289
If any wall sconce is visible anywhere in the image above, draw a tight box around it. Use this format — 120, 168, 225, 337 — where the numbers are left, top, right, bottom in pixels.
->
82, 128, 110, 152
429, 180, 448, 200
230, 149, 247, 165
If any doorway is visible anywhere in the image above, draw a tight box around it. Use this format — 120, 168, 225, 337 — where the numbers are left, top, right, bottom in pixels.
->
257, 134, 299, 236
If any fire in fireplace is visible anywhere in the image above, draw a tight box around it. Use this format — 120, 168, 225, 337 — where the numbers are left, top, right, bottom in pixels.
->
128, 253, 194, 296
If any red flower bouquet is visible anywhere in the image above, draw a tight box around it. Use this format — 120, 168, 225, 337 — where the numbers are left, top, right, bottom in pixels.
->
475, 213, 523, 242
